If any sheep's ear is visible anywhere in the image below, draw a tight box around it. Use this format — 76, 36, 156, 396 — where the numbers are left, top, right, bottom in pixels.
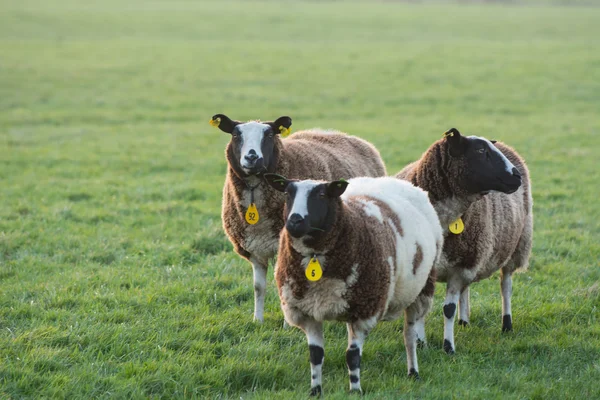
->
490, 139, 497, 144
210, 114, 241, 134
264, 173, 290, 192
326, 179, 349, 198
443, 128, 467, 157
267, 116, 292, 135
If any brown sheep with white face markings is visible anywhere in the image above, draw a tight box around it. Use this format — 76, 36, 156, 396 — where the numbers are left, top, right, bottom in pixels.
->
396, 128, 533, 354
212, 114, 386, 323
265, 174, 443, 396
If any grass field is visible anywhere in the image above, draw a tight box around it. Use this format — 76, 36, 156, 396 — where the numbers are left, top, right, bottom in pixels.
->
1, 0, 600, 398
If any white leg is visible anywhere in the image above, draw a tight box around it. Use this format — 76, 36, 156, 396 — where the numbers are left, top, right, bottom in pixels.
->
346, 319, 375, 393
501, 269, 513, 332
443, 281, 461, 354
304, 320, 324, 396
251, 259, 267, 323
404, 308, 420, 379
458, 286, 470, 326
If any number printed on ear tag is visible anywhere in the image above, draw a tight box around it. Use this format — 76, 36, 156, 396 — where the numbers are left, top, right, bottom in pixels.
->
306, 257, 323, 281
449, 217, 464, 234
245, 203, 259, 225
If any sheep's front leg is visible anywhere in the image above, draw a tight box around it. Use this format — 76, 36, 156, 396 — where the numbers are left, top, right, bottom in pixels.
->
443, 280, 461, 354
250, 258, 267, 323
304, 320, 324, 396
346, 319, 375, 393
500, 268, 513, 332
458, 286, 470, 326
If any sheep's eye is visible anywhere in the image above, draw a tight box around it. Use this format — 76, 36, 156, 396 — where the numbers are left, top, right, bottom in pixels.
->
268, 132, 274, 138
477, 148, 485, 154
319, 192, 326, 199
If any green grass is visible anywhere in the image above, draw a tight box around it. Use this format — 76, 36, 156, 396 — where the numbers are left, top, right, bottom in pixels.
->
1, 0, 600, 398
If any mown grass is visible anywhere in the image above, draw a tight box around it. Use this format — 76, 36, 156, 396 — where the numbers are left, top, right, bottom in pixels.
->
1, 0, 599, 398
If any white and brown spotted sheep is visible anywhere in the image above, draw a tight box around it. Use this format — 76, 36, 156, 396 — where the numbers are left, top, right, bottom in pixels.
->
397, 128, 533, 354
264, 174, 443, 395
212, 114, 386, 323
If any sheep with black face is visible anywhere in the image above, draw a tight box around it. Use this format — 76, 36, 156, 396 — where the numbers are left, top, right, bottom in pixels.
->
211, 114, 386, 323
265, 174, 443, 396
396, 128, 533, 354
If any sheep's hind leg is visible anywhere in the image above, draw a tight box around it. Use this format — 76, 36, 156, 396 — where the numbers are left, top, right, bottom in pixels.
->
458, 286, 470, 327
443, 279, 461, 354
404, 307, 421, 379
415, 269, 435, 349
250, 258, 267, 323
346, 319, 375, 394
500, 267, 513, 332
415, 317, 426, 349
304, 320, 325, 396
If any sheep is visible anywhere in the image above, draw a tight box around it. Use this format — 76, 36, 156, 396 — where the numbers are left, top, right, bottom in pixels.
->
396, 128, 533, 354
263, 173, 443, 395
210, 114, 386, 323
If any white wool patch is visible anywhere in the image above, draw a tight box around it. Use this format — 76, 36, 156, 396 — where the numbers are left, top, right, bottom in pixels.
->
238, 121, 268, 168
469, 135, 516, 174
346, 263, 360, 287
358, 199, 384, 223
289, 180, 320, 219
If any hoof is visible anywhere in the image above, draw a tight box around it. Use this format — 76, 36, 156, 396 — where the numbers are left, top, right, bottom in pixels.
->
458, 319, 469, 327
502, 315, 513, 333
309, 385, 322, 397
416, 338, 426, 349
349, 388, 363, 395
443, 339, 455, 355
408, 368, 420, 380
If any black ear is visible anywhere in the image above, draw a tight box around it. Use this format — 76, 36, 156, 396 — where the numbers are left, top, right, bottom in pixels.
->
326, 180, 349, 198
444, 128, 467, 157
210, 114, 241, 134
264, 173, 290, 192
267, 116, 292, 134
490, 140, 497, 144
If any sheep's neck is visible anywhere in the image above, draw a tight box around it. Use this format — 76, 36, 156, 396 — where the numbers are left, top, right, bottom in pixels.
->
292, 205, 362, 271
431, 196, 477, 228
408, 144, 482, 227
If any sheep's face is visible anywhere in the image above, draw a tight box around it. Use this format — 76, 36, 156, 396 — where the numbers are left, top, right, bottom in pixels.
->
230, 121, 277, 175
445, 129, 522, 195
211, 114, 292, 176
264, 175, 349, 239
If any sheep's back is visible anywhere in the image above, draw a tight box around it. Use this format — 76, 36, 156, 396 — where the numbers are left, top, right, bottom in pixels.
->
282, 130, 386, 180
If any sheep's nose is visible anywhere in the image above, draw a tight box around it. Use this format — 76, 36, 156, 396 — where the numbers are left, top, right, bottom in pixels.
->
288, 213, 304, 227
512, 167, 521, 178
245, 152, 259, 163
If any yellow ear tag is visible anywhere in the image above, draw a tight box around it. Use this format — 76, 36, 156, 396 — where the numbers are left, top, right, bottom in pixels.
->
449, 217, 464, 234
209, 117, 221, 127
279, 125, 291, 138
306, 257, 323, 281
245, 203, 259, 225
